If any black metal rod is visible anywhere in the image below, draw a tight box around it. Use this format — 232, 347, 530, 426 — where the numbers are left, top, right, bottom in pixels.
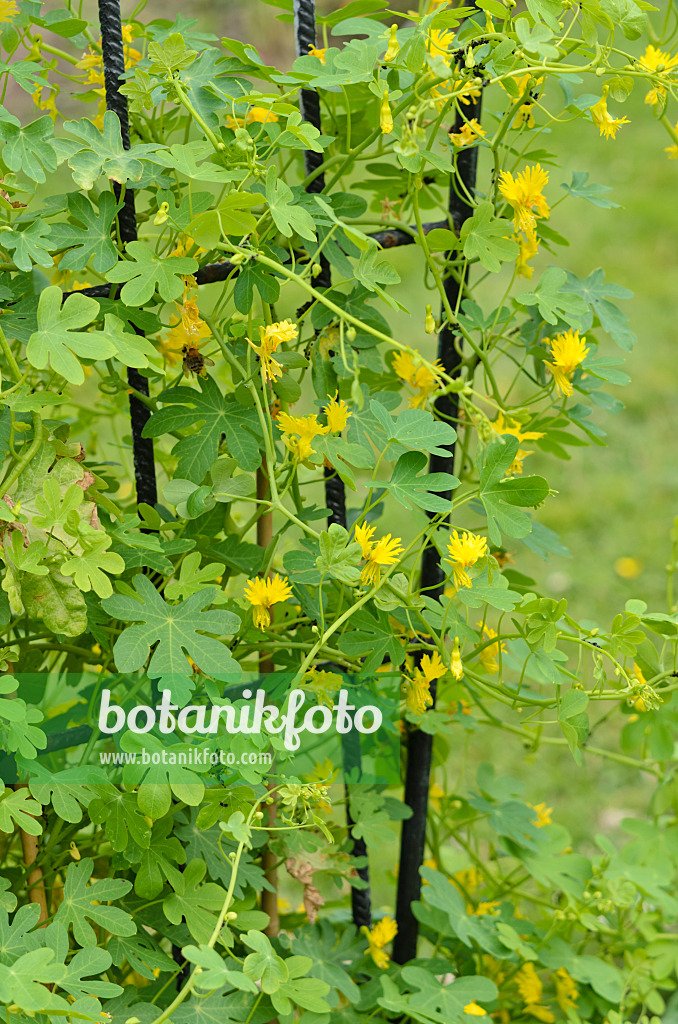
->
293, 0, 371, 931
393, 93, 482, 965
97, 0, 157, 510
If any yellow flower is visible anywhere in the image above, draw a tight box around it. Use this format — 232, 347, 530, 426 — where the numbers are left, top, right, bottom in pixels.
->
405, 652, 445, 715
362, 916, 397, 969
277, 411, 328, 461
308, 45, 326, 64
530, 802, 553, 827
247, 106, 278, 124
554, 968, 578, 1012
354, 522, 376, 559
464, 1003, 487, 1016
499, 164, 550, 233
380, 91, 393, 134
405, 675, 433, 715
590, 92, 629, 139
453, 867, 482, 893
546, 329, 589, 397
469, 900, 500, 916
392, 350, 443, 408
515, 224, 539, 281
361, 534, 404, 586
446, 530, 488, 589
323, 392, 350, 433
639, 45, 678, 106
161, 300, 211, 366
384, 24, 400, 62
428, 28, 453, 60
476, 624, 506, 674
516, 963, 545, 1005
0, 0, 17, 22
492, 411, 544, 475
32, 85, 59, 122
250, 320, 298, 382
244, 574, 293, 630
450, 637, 464, 681
419, 651, 446, 684
449, 118, 486, 147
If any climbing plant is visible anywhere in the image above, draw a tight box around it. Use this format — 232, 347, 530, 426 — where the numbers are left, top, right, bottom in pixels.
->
0, 1, 678, 1024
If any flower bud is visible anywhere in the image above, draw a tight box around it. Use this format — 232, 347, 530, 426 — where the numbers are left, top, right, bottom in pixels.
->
384, 24, 399, 62
153, 201, 170, 226
380, 90, 393, 134
425, 305, 436, 334
346, 324, 357, 342
311, 262, 322, 277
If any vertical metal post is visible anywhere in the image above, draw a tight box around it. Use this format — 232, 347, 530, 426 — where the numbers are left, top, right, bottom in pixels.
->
293, 0, 371, 930
97, 0, 158, 510
393, 93, 482, 964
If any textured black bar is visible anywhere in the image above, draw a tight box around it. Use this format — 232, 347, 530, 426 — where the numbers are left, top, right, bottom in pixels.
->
98, 0, 157, 510
293, 0, 370, 931
393, 92, 482, 965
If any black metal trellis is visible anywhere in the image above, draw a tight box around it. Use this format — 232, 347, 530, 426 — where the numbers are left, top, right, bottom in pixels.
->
393, 92, 482, 965
92, 0, 480, 958
98, 0, 157, 511
293, 0, 372, 932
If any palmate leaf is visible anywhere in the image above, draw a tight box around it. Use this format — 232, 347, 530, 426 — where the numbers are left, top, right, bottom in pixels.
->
163, 859, 226, 943
88, 784, 152, 853
265, 165, 316, 241
374, 450, 458, 512
51, 192, 122, 274
369, 400, 457, 458
143, 376, 262, 482
0, 115, 58, 183
109, 932, 176, 982
63, 111, 162, 190
26, 286, 116, 385
54, 857, 135, 946
479, 436, 549, 545
337, 607, 406, 672
460, 202, 519, 273
0, 785, 43, 836
103, 572, 241, 679
379, 964, 498, 1024
106, 240, 198, 306
0, 221, 53, 272
60, 531, 125, 599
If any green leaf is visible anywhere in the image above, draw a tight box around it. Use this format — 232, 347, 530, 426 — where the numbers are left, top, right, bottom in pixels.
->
143, 377, 262, 483
101, 313, 164, 369
273, 956, 331, 1016
103, 572, 241, 679
0, 116, 57, 183
375, 450, 458, 512
148, 32, 197, 74
370, 400, 457, 457
190, 193, 260, 247
599, 0, 645, 38
109, 932, 176, 982
163, 859, 225, 943
515, 17, 559, 58
26, 286, 116, 385
64, 111, 162, 190
460, 202, 519, 272
32, 478, 82, 529
563, 268, 636, 350
184, 944, 258, 993
54, 858, 135, 946
316, 524, 362, 585
233, 261, 281, 313
106, 241, 198, 306
242, 930, 289, 993
146, 141, 243, 183
3, 530, 48, 576
479, 436, 549, 544
0, 786, 43, 836
61, 531, 125, 598
525, 0, 563, 30
337, 607, 406, 672
52, 192, 122, 274
517, 266, 589, 327
164, 552, 226, 601
379, 964, 498, 1024
354, 248, 401, 292
21, 568, 88, 638
265, 166, 316, 241
0, 221, 53, 272
561, 171, 620, 209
